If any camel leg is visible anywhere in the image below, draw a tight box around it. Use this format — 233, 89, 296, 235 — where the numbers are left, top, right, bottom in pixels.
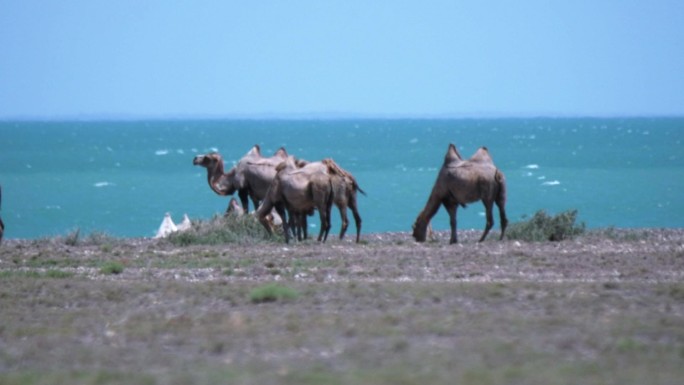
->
349, 196, 362, 243
497, 201, 508, 240
257, 200, 275, 236
275, 203, 290, 244
443, 202, 458, 244
238, 189, 251, 212
323, 201, 333, 242
287, 212, 300, 241
338, 205, 349, 240
317, 208, 329, 242
479, 201, 494, 242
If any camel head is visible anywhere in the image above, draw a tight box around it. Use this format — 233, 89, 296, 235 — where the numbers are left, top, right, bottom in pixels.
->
412, 216, 429, 242
193, 152, 238, 195
193, 152, 222, 168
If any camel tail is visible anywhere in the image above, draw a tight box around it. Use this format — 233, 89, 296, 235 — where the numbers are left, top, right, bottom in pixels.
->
322, 158, 366, 195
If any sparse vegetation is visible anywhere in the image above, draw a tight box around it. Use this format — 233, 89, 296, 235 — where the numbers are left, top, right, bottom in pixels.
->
100, 261, 124, 275
0, 229, 682, 385
506, 209, 586, 242
167, 214, 276, 246
60, 228, 119, 247
249, 283, 300, 303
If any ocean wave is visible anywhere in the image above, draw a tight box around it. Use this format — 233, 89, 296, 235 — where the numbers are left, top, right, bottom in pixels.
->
94, 181, 114, 188
541, 180, 560, 186
524, 164, 539, 169
155, 149, 169, 155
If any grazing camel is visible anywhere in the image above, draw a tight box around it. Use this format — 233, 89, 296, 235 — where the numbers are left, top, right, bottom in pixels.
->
296, 158, 365, 243
412, 144, 508, 244
257, 157, 333, 243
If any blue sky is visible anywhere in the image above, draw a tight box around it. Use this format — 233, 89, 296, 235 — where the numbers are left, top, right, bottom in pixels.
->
1, 1, 683, 118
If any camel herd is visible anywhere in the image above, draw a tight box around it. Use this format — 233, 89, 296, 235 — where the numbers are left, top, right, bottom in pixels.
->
193, 144, 507, 244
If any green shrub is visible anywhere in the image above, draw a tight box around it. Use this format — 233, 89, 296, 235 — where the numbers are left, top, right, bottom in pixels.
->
100, 261, 124, 275
506, 209, 585, 242
167, 214, 276, 246
249, 283, 299, 303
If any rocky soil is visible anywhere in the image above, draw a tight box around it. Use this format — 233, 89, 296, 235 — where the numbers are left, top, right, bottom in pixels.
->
1, 229, 683, 384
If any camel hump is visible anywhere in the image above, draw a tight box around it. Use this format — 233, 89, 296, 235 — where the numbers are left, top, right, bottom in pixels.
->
470, 147, 494, 163
273, 147, 288, 158
247, 144, 261, 157
275, 156, 296, 173
444, 143, 463, 164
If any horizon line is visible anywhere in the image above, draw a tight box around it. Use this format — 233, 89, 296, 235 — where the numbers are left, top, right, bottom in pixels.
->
2, 112, 683, 122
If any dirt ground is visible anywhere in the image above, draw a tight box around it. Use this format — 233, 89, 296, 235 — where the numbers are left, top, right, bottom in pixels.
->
1, 229, 683, 384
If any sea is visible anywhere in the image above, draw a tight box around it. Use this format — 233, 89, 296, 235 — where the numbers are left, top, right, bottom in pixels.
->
1, 118, 682, 239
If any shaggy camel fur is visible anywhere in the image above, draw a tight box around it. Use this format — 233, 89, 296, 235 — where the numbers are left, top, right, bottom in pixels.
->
257, 157, 333, 243
412, 144, 508, 244
295, 158, 365, 243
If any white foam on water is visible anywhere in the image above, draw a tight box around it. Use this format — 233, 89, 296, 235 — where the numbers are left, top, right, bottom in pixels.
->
524, 164, 539, 169
541, 180, 560, 186
155, 149, 169, 155
94, 181, 114, 188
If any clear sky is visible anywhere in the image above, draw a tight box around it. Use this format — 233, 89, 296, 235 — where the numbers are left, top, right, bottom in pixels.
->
1, 1, 683, 119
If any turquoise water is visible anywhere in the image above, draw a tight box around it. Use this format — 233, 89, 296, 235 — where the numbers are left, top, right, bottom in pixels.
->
1, 118, 682, 239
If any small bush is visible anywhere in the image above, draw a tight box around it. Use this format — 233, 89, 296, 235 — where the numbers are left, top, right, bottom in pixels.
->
167, 214, 276, 246
63, 228, 81, 246
249, 283, 299, 303
506, 209, 585, 242
61, 229, 119, 247
100, 261, 124, 275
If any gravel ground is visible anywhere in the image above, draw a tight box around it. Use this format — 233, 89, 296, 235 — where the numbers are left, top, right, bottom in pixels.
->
1, 229, 683, 384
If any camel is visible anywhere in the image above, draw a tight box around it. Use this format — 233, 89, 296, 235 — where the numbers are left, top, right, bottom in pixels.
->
257, 156, 333, 243
412, 144, 508, 244
234, 145, 289, 211
192, 152, 239, 212
295, 158, 365, 243
193, 145, 287, 212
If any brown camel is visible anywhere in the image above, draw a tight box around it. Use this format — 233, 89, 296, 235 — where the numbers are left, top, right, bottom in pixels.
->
296, 158, 365, 243
412, 144, 508, 244
192, 145, 287, 212
234, 145, 288, 211
257, 156, 333, 243
193, 152, 238, 194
